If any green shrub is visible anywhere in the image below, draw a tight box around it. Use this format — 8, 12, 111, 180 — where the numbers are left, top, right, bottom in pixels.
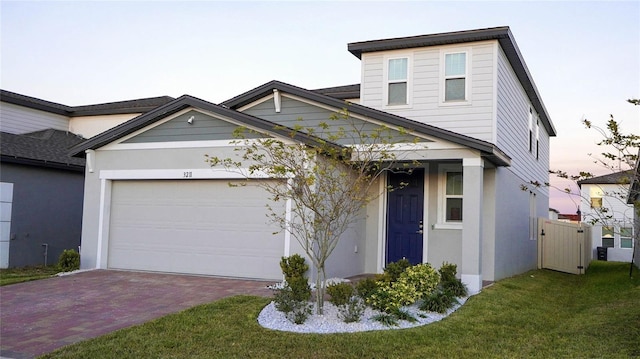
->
420, 289, 459, 313
439, 262, 458, 283
327, 282, 354, 306
367, 279, 416, 314
288, 276, 311, 302
381, 258, 411, 282
372, 313, 398, 327
272, 283, 313, 324
402, 263, 439, 299
442, 279, 468, 297
57, 249, 80, 272
393, 308, 417, 323
438, 262, 468, 297
280, 254, 308, 282
337, 296, 365, 323
355, 277, 378, 301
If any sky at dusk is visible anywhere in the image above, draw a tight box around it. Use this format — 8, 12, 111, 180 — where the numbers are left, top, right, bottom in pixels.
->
1, 1, 638, 213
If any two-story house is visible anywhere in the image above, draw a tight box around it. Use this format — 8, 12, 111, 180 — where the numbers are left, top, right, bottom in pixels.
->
0, 91, 173, 268
69, 26, 555, 293
578, 171, 636, 262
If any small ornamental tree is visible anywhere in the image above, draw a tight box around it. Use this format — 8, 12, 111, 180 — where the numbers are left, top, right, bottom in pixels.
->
526, 99, 639, 275
207, 108, 421, 314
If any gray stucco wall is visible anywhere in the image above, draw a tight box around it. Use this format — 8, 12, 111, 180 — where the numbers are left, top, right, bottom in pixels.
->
492, 167, 541, 280
0, 163, 84, 267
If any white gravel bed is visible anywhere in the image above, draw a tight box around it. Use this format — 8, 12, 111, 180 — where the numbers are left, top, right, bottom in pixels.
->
257, 296, 468, 334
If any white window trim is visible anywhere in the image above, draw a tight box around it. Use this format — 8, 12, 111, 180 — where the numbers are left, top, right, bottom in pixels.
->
382, 53, 413, 109
435, 163, 463, 229
439, 47, 472, 107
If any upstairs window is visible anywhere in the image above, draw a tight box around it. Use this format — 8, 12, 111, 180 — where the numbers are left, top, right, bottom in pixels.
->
528, 108, 534, 153
536, 118, 540, 159
387, 58, 408, 105
444, 52, 467, 101
590, 197, 603, 209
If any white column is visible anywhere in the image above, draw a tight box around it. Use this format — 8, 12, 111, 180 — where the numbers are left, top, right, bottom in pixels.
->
461, 158, 484, 294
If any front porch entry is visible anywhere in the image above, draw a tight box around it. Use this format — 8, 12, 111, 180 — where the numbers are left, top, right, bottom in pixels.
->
386, 168, 425, 265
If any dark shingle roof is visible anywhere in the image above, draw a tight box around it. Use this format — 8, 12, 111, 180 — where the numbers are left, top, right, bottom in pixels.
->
1, 129, 85, 171
0, 89, 174, 117
577, 170, 633, 186
312, 84, 360, 100
346, 26, 556, 137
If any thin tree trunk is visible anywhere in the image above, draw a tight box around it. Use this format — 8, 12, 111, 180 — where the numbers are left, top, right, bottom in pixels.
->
315, 266, 324, 315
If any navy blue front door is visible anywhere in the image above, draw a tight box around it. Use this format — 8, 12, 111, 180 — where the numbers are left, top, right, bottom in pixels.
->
386, 169, 424, 265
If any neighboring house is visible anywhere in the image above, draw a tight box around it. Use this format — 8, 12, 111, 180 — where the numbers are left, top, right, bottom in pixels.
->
626, 150, 640, 268
70, 26, 555, 293
578, 171, 635, 262
0, 91, 173, 268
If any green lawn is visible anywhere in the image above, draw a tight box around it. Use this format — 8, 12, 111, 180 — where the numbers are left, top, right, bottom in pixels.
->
41, 261, 640, 358
0, 265, 60, 286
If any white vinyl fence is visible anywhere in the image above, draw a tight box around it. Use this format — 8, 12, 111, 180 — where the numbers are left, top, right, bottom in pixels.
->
538, 219, 592, 275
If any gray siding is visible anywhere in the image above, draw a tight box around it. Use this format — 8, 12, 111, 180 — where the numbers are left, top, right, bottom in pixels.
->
0, 102, 69, 134
0, 163, 84, 267
496, 46, 550, 196
124, 110, 265, 143
243, 96, 420, 145
359, 42, 496, 143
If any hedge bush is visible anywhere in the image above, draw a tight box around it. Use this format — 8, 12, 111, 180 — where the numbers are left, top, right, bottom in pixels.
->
58, 249, 80, 272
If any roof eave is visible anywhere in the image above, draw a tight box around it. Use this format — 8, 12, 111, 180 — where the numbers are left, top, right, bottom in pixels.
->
1, 155, 85, 172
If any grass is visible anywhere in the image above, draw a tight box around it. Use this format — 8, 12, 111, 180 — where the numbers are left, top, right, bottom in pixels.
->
0, 265, 60, 286
41, 261, 640, 358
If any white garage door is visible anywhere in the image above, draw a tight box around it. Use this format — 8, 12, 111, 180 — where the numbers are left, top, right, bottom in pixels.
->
107, 179, 285, 280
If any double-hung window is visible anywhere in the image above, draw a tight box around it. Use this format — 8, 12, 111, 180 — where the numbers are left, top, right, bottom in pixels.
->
620, 227, 633, 249
387, 58, 408, 105
601, 227, 614, 248
444, 52, 467, 101
536, 119, 540, 159
528, 108, 534, 153
445, 171, 463, 222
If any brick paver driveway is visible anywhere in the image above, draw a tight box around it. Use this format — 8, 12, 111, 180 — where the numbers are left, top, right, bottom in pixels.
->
0, 270, 272, 359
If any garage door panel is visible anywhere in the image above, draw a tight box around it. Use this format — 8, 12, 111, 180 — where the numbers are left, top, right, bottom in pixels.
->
108, 180, 284, 280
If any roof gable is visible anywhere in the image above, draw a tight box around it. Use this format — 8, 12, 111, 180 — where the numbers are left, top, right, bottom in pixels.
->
346, 26, 555, 137
223, 80, 511, 166
122, 109, 267, 144
69, 95, 341, 157
240, 93, 423, 146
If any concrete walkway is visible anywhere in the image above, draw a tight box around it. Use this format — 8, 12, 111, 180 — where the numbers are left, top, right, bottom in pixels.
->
0, 270, 272, 358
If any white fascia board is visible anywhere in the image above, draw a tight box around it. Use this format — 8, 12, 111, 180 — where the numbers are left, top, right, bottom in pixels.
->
237, 94, 274, 112
99, 168, 292, 180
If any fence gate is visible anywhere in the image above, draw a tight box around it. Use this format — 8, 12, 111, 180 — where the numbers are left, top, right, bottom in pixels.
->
538, 219, 592, 275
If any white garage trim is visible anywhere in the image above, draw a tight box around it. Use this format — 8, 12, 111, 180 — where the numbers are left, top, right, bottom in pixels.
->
95, 168, 293, 272
99, 168, 278, 181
